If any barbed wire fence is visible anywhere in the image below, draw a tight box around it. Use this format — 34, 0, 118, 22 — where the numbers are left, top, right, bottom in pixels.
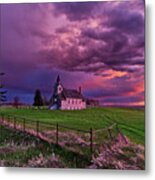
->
0, 113, 126, 157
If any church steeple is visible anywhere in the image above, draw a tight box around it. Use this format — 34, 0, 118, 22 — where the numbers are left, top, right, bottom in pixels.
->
56, 75, 60, 84
55, 75, 63, 95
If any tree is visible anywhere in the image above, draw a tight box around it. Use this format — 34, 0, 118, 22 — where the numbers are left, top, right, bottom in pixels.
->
33, 89, 43, 108
0, 72, 7, 103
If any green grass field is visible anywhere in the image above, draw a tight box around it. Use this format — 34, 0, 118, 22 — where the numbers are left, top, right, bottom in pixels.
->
0, 107, 144, 144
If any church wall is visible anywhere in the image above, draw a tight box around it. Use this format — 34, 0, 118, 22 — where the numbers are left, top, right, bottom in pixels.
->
61, 98, 86, 110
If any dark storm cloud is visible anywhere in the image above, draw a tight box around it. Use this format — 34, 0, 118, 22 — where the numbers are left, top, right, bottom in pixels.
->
40, 1, 144, 75
105, 8, 144, 35
53, 2, 101, 21
82, 28, 129, 53
0, 1, 144, 105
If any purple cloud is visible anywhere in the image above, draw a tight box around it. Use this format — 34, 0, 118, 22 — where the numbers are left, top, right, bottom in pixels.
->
53, 2, 101, 21
0, 1, 145, 106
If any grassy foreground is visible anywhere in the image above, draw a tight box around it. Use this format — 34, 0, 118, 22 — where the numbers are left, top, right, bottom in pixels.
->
0, 125, 90, 167
0, 125, 145, 169
0, 107, 144, 144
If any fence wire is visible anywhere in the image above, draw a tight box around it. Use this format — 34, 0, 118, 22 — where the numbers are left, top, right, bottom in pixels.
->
0, 113, 122, 156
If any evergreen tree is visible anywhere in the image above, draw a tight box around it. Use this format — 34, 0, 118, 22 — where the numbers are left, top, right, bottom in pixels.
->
33, 89, 43, 108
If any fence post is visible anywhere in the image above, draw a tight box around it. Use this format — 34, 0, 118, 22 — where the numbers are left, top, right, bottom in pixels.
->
7, 115, 9, 124
90, 128, 93, 155
23, 118, 25, 132
116, 124, 128, 144
0, 125, 2, 142
7, 115, 10, 127
56, 123, 59, 145
108, 128, 113, 140
1, 114, 4, 123
36, 121, 39, 136
14, 117, 16, 129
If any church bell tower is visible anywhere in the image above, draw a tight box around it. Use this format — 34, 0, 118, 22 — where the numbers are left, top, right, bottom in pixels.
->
56, 75, 63, 94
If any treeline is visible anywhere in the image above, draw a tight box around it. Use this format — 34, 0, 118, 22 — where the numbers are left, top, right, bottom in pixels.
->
12, 89, 50, 109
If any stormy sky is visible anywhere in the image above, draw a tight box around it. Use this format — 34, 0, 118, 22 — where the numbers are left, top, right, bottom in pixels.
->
0, 0, 145, 106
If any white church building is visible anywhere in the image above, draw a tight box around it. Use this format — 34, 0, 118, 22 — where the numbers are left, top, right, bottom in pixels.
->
49, 75, 86, 110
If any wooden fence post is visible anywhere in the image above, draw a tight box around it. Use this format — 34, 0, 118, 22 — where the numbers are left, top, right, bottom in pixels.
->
116, 124, 128, 144
0, 125, 2, 142
1, 114, 4, 123
90, 128, 93, 155
23, 118, 25, 132
108, 128, 113, 140
56, 123, 59, 145
36, 121, 39, 136
7, 115, 9, 124
14, 117, 16, 129
7, 115, 9, 126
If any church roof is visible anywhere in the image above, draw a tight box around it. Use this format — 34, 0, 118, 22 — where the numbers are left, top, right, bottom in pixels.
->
56, 75, 60, 83
60, 88, 85, 100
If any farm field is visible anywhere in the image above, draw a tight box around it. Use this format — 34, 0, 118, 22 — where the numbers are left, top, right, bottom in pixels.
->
0, 107, 145, 144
